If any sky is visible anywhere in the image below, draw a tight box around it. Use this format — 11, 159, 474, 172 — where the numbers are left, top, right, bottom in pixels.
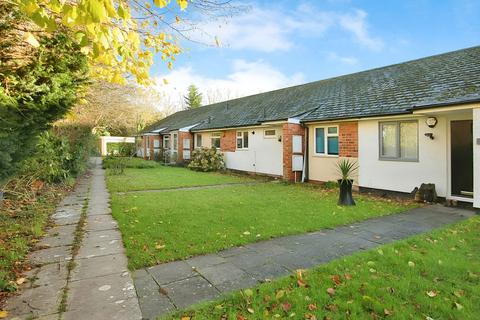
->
151, 0, 480, 110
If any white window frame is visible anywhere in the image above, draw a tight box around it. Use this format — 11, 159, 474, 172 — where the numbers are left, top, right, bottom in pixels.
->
313, 125, 339, 157
163, 135, 170, 150
211, 132, 221, 149
236, 131, 249, 150
195, 134, 202, 148
379, 120, 419, 162
172, 133, 178, 151
264, 129, 276, 138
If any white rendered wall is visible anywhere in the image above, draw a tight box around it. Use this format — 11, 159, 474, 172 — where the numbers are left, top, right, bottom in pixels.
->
473, 108, 480, 208
224, 126, 283, 176
358, 116, 448, 196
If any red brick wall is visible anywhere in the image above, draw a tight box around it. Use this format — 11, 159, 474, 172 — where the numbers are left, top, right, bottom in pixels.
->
142, 136, 147, 159
220, 130, 236, 152
282, 123, 305, 181
178, 131, 193, 163
339, 122, 358, 158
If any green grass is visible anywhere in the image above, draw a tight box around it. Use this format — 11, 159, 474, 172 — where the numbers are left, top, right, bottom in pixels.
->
110, 183, 415, 269
0, 185, 68, 293
106, 166, 255, 192
165, 216, 480, 320
103, 156, 159, 169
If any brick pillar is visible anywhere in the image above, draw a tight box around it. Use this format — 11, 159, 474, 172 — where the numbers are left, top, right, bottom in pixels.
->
339, 122, 358, 158
178, 131, 193, 164
282, 123, 305, 181
149, 136, 156, 160
220, 130, 236, 152
142, 136, 147, 160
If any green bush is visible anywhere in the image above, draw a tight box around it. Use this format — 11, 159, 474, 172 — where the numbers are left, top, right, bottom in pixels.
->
103, 157, 158, 169
187, 148, 225, 172
17, 127, 95, 183
323, 180, 339, 189
0, 2, 88, 184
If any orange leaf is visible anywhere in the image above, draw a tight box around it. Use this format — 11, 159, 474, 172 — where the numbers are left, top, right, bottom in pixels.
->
282, 301, 292, 312
307, 304, 317, 311
297, 279, 308, 287
330, 274, 342, 286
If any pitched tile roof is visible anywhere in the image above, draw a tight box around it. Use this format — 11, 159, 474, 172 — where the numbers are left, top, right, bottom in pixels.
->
143, 46, 480, 133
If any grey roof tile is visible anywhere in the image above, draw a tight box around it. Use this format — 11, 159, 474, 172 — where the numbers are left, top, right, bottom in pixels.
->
142, 46, 480, 133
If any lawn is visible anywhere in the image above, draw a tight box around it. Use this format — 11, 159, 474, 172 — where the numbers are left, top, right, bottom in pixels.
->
166, 216, 480, 320
106, 166, 255, 192
109, 182, 415, 269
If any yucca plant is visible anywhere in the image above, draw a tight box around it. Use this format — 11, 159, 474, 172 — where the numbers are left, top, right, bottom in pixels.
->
337, 159, 359, 183
336, 159, 358, 206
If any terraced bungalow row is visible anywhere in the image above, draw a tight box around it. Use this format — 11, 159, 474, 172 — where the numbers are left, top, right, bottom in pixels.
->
138, 46, 480, 208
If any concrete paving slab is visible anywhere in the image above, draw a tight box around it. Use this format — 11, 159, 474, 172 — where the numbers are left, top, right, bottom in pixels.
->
29, 245, 72, 265
242, 262, 290, 282
30, 262, 68, 288
37, 226, 76, 249
85, 214, 118, 231
148, 261, 196, 285
76, 237, 124, 259
134, 273, 175, 320
196, 262, 249, 286
62, 297, 141, 320
71, 253, 129, 281
186, 253, 226, 269
84, 228, 123, 242
163, 276, 220, 309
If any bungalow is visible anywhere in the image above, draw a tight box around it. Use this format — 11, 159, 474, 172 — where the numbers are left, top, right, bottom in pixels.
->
139, 46, 480, 208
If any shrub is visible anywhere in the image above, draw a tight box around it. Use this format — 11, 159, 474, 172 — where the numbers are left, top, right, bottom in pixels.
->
187, 148, 225, 172
103, 157, 158, 169
323, 180, 339, 189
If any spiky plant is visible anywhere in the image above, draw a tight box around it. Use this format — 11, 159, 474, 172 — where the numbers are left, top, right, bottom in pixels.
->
337, 159, 358, 183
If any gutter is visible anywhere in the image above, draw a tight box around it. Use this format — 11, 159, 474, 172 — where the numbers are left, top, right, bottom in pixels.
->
301, 124, 308, 183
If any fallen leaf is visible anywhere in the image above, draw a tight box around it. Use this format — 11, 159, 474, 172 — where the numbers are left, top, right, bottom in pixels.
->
24, 32, 40, 47
16, 277, 26, 285
344, 273, 352, 280
330, 275, 341, 286
297, 279, 308, 287
453, 302, 463, 310
243, 231, 251, 235
247, 308, 254, 314
243, 289, 253, 297
276, 290, 285, 299
384, 308, 393, 316
453, 290, 464, 297
0, 311, 7, 319
304, 313, 317, 320
236, 314, 246, 320
307, 304, 317, 311
155, 244, 165, 250
326, 287, 335, 296
282, 302, 292, 312
324, 304, 338, 312
180, 316, 191, 320
408, 261, 415, 267
426, 290, 438, 298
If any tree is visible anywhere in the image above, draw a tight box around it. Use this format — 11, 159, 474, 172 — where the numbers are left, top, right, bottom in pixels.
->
58, 82, 167, 136
0, 2, 88, 184
14, 0, 239, 84
184, 84, 202, 109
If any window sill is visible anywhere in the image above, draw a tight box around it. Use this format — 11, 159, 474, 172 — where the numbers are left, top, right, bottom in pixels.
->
312, 154, 339, 158
378, 158, 419, 162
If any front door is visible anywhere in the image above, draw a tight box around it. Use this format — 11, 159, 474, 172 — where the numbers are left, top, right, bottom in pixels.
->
450, 120, 473, 197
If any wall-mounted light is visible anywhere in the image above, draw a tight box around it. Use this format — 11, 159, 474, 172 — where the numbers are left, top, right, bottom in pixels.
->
426, 117, 438, 128
424, 133, 434, 140
252, 131, 255, 135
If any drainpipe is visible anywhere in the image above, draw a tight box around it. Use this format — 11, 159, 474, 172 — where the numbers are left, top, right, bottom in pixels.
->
301, 124, 308, 182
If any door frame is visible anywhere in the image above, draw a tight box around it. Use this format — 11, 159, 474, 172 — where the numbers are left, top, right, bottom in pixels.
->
447, 117, 474, 203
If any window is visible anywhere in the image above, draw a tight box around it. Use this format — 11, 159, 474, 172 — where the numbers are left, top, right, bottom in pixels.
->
264, 129, 276, 138
314, 126, 338, 156
236, 131, 249, 149
153, 139, 160, 148
196, 134, 202, 148
211, 132, 221, 149
163, 135, 170, 149
172, 133, 178, 150
379, 121, 418, 161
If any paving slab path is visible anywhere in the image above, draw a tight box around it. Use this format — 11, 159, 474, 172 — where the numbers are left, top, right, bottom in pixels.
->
5, 158, 142, 320
133, 204, 476, 319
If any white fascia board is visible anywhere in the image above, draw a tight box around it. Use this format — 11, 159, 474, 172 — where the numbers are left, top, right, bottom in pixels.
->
287, 117, 301, 124
179, 123, 199, 132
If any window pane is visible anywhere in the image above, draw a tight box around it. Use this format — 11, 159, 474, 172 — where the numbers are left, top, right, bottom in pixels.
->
328, 127, 337, 134
212, 138, 220, 148
237, 138, 242, 149
196, 134, 202, 147
400, 122, 418, 159
381, 123, 397, 157
327, 137, 339, 155
315, 128, 325, 153
237, 132, 242, 137
264, 129, 276, 136
243, 132, 249, 148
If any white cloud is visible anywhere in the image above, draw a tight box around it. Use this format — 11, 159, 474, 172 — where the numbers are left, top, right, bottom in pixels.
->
153, 60, 305, 111
327, 52, 358, 65
191, 4, 383, 52
339, 9, 384, 51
